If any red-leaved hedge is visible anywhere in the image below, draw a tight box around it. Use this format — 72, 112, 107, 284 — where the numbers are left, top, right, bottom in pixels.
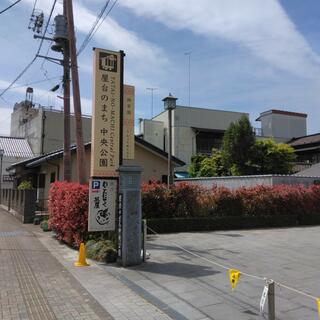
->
141, 181, 320, 219
48, 181, 320, 244
48, 181, 88, 247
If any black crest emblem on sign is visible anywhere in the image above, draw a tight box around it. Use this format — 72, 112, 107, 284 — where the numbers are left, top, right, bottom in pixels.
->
99, 52, 117, 72
96, 208, 110, 225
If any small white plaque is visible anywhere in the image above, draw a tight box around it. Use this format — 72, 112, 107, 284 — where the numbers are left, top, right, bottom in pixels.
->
88, 178, 117, 231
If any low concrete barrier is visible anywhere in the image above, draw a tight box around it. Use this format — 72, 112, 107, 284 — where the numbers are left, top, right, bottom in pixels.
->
176, 174, 320, 189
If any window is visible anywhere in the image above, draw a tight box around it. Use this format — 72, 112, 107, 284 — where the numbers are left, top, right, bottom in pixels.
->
196, 131, 224, 155
161, 175, 168, 184
38, 174, 46, 188
50, 172, 56, 183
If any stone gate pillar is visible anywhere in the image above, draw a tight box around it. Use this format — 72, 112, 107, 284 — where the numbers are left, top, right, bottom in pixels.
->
118, 165, 142, 266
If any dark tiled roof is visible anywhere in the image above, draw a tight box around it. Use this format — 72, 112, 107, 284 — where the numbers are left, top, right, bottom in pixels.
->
8, 137, 185, 170
256, 109, 307, 121
288, 133, 320, 148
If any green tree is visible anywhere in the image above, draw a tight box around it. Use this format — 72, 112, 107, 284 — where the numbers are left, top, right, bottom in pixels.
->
189, 117, 296, 177
250, 139, 296, 174
222, 115, 255, 175
198, 150, 228, 177
188, 154, 208, 177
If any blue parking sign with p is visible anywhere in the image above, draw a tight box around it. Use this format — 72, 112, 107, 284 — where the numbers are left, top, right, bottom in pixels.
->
92, 180, 101, 190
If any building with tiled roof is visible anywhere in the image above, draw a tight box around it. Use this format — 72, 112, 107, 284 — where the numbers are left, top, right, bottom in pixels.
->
0, 136, 34, 188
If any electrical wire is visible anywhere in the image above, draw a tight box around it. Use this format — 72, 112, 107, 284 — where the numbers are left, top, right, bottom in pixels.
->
30, 0, 38, 15
0, 0, 23, 15
77, 0, 118, 56
86, 0, 118, 48
10, 75, 61, 89
77, 0, 111, 56
0, 0, 57, 99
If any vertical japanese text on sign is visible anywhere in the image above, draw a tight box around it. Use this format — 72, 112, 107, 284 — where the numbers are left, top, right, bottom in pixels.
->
123, 85, 135, 160
88, 178, 117, 231
91, 49, 122, 177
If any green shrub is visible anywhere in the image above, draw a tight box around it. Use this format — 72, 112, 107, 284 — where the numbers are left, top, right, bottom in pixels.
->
17, 180, 33, 190
40, 220, 51, 232
85, 239, 117, 263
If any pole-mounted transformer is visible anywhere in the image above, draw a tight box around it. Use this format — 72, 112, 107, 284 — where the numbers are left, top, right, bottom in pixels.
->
51, 15, 68, 53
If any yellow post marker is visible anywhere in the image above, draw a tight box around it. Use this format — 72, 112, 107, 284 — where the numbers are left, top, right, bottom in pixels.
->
317, 298, 320, 318
74, 242, 90, 267
229, 269, 240, 291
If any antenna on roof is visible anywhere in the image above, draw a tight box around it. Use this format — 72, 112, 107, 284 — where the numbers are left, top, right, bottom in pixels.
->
25, 87, 33, 108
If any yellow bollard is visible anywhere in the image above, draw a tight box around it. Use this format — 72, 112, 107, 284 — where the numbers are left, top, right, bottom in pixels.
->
74, 242, 90, 267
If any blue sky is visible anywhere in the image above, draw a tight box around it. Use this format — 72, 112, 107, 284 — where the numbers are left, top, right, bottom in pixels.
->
1, 0, 320, 135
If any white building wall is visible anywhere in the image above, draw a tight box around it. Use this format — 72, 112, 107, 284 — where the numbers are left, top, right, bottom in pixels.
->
11, 106, 43, 155
147, 106, 248, 170
11, 105, 92, 155
173, 126, 196, 170
1, 155, 32, 188
153, 110, 169, 127
173, 107, 247, 169
177, 175, 318, 189
174, 106, 248, 130
261, 113, 306, 141
43, 111, 92, 154
141, 120, 164, 150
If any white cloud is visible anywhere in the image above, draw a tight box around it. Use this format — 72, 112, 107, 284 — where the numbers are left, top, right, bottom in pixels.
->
73, 3, 168, 71
22, 0, 169, 78
118, 0, 320, 78
0, 79, 92, 116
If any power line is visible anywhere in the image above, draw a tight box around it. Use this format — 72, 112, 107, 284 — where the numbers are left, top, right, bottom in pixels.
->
0, 0, 23, 15
0, 0, 57, 98
77, 0, 110, 56
89, 1, 118, 44
10, 75, 61, 89
77, 0, 118, 56
31, 0, 38, 14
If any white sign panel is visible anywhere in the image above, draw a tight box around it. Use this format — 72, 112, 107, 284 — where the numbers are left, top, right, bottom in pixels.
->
91, 49, 122, 177
88, 178, 117, 231
260, 285, 269, 314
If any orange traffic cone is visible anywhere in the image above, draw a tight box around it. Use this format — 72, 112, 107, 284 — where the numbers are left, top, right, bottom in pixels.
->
74, 242, 90, 267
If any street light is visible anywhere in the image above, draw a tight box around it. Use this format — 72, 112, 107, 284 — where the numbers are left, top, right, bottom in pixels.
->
162, 93, 178, 187
0, 149, 4, 204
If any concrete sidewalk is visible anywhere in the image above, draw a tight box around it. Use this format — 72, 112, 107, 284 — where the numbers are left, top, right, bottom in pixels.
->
34, 212, 320, 320
0, 208, 111, 320
5, 204, 319, 320
0, 209, 171, 320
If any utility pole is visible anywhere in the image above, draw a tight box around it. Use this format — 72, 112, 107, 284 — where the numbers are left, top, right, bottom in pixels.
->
185, 51, 191, 107
146, 87, 157, 118
65, 0, 86, 184
63, 0, 71, 182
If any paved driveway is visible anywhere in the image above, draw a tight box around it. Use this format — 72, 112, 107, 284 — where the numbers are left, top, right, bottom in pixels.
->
107, 226, 320, 320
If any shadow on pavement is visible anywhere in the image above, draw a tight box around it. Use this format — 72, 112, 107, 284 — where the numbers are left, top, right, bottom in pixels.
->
129, 261, 222, 278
